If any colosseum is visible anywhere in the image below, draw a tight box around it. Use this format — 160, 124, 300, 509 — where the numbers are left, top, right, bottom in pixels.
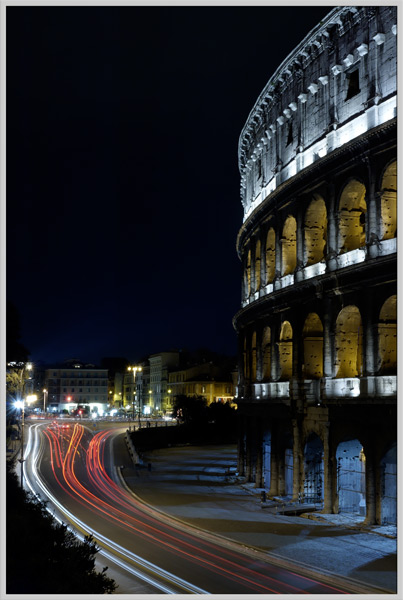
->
233, 5, 396, 526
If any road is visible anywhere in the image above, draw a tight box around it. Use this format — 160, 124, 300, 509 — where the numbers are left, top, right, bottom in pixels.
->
23, 421, 354, 594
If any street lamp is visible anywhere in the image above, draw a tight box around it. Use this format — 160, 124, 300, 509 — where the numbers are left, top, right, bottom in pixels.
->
127, 366, 142, 430
43, 388, 48, 414
16, 362, 33, 488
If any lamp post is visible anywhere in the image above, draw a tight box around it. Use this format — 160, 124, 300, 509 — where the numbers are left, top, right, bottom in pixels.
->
168, 388, 172, 414
127, 366, 142, 430
43, 388, 48, 415
16, 361, 33, 488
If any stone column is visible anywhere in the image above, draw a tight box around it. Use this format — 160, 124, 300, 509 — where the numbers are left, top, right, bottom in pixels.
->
292, 419, 301, 501
277, 445, 286, 496
322, 422, 333, 513
245, 419, 253, 482
269, 427, 279, 496
275, 223, 282, 282
260, 229, 266, 291
237, 418, 245, 476
323, 297, 334, 377
363, 298, 376, 376
364, 445, 377, 525
255, 422, 264, 488
326, 183, 338, 270
295, 204, 305, 282
250, 238, 256, 295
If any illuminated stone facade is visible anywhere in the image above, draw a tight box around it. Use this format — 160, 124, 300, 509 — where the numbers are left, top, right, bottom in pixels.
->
234, 6, 396, 525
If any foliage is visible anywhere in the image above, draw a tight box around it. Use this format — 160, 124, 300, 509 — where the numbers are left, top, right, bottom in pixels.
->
6, 463, 117, 594
6, 369, 22, 398
174, 394, 208, 424
173, 395, 237, 429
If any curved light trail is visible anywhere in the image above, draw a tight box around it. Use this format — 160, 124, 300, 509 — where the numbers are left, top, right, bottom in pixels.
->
24, 422, 350, 594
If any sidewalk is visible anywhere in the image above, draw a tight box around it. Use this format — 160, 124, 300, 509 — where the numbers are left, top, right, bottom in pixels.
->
118, 441, 398, 595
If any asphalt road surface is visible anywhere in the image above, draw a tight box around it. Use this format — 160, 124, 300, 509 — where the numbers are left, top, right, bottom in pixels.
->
22, 421, 370, 594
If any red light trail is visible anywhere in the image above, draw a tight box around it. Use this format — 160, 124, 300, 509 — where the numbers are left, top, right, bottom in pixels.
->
35, 423, 349, 594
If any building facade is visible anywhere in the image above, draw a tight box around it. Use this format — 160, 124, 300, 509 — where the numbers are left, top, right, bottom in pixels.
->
233, 6, 396, 526
169, 362, 236, 406
148, 352, 180, 415
45, 361, 109, 415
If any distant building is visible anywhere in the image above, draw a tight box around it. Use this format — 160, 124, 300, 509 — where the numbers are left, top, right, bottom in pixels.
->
149, 352, 180, 415
169, 362, 236, 407
44, 360, 109, 415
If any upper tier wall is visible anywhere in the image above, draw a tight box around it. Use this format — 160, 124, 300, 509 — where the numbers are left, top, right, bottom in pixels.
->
239, 6, 397, 223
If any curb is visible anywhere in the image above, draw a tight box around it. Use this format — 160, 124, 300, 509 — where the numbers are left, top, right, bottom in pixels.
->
115, 465, 393, 596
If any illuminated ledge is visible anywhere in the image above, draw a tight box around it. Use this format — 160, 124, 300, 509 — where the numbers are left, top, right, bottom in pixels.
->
241, 239, 396, 308
322, 376, 397, 399
254, 382, 290, 398
239, 376, 396, 402
243, 95, 396, 223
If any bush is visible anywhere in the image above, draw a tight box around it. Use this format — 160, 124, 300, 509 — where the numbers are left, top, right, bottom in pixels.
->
6, 463, 117, 594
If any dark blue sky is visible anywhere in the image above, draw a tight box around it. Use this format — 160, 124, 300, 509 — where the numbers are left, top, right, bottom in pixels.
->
7, 5, 332, 366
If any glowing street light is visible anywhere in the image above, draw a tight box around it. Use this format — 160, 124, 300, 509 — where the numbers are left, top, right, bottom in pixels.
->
127, 366, 142, 430
16, 361, 33, 488
43, 388, 48, 414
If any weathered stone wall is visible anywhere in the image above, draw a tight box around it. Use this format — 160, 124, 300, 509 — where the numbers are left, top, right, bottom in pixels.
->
235, 6, 397, 526
239, 6, 397, 223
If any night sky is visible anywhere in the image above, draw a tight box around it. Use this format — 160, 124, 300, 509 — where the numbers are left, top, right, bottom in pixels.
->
7, 4, 332, 366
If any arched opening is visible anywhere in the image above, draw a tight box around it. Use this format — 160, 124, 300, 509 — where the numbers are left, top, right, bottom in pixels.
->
303, 313, 323, 378
335, 306, 363, 378
281, 216, 297, 276
378, 295, 397, 374
304, 433, 324, 503
262, 327, 271, 380
338, 179, 367, 253
304, 195, 327, 265
336, 439, 366, 516
380, 443, 397, 525
263, 429, 271, 490
251, 331, 257, 381
255, 239, 261, 291
380, 161, 397, 240
265, 228, 276, 284
245, 249, 251, 297
279, 321, 293, 380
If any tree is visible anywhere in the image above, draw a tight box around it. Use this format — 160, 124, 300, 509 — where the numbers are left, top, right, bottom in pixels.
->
6, 463, 117, 594
6, 301, 29, 363
173, 394, 208, 425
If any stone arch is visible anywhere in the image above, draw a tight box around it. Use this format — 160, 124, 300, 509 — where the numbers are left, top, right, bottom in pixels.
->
335, 306, 363, 378
336, 439, 366, 516
281, 216, 297, 276
378, 295, 397, 374
380, 443, 397, 525
304, 433, 324, 503
302, 313, 323, 378
255, 239, 261, 291
262, 326, 271, 380
279, 321, 293, 380
251, 331, 257, 381
338, 179, 367, 253
304, 195, 327, 265
380, 161, 397, 240
265, 228, 276, 284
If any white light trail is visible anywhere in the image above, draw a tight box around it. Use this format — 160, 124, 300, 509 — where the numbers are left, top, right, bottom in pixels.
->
24, 424, 207, 595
